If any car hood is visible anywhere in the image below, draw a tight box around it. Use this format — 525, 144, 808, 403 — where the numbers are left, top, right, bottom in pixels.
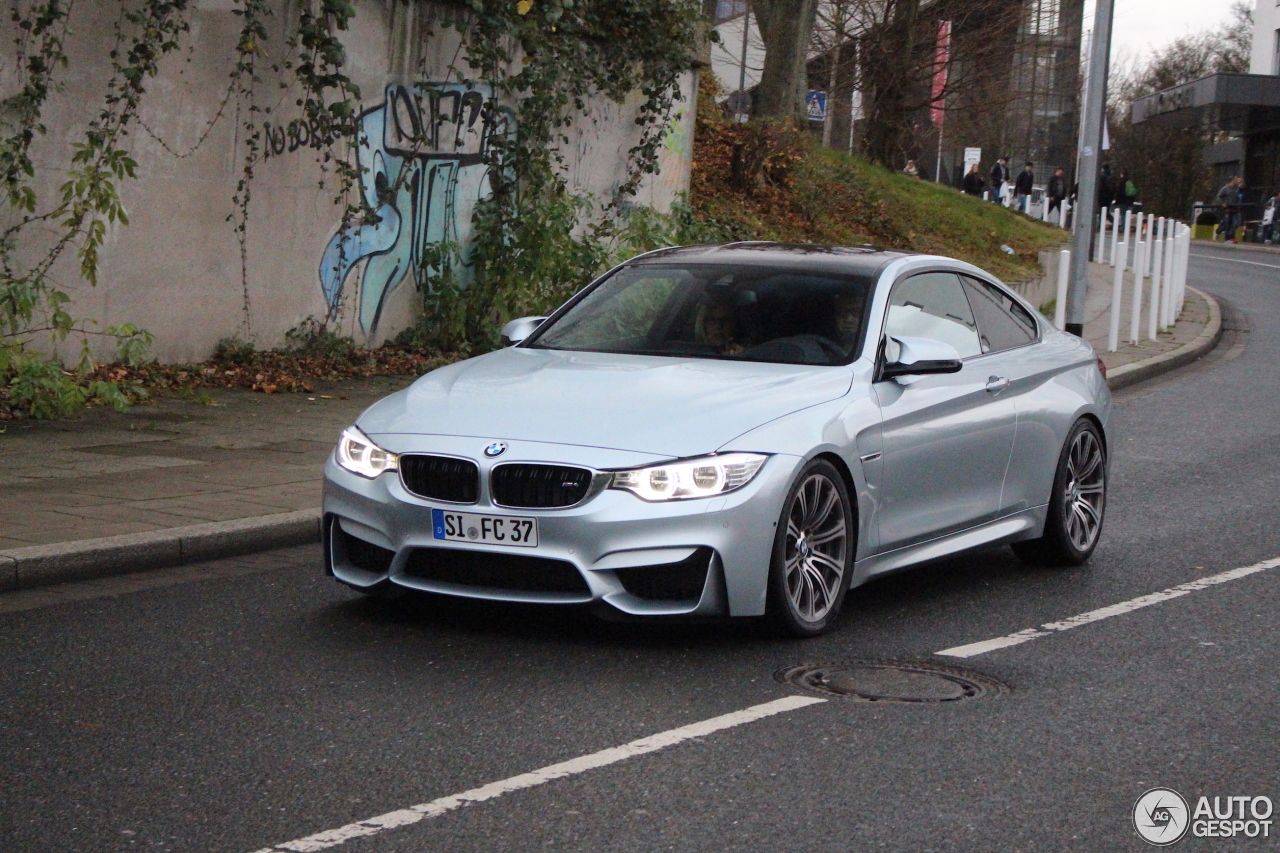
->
359, 347, 854, 457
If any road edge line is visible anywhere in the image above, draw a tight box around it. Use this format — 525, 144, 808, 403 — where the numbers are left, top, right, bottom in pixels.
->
251, 695, 827, 853
935, 557, 1280, 659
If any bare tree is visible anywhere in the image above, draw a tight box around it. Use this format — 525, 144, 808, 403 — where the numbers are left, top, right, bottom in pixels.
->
1107, 1, 1252, 217
751, 0, 822, 119
849, 0, 1023, 168
809, 0, 863, 149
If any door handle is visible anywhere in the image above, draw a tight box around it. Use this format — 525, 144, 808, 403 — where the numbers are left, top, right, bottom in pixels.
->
985, 375, 1009, 393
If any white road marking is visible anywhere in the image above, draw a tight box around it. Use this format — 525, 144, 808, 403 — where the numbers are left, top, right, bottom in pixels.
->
1189, 253, 1280, 270
936, 557, 1280, 658
248, 695, 826, 853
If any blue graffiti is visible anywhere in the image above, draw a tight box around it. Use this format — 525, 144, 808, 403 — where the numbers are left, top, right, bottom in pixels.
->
319, 83, 508, 334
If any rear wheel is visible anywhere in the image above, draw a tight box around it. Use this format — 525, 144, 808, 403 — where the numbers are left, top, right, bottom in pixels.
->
768, 459, 854, 637
1012, 419, 1106, 566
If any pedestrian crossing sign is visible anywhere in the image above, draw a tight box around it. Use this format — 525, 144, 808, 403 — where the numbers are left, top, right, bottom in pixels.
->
806, 91, 827, 122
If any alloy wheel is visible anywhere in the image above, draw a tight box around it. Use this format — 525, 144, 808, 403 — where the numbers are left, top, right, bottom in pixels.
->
783, 473, 849, 622
1063, 428, 1105, 552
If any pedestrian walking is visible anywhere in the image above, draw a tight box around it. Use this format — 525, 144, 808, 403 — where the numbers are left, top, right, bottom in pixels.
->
1215, 176, 1244, 242
1014, 161, 1034, 212
1047, 167, 1067, 217
1116, 170, 1138, 213
1097, 163, 1116, 212
903, 159, 919, 178
962, 163, 985, 197
989, 157, 1009, 204
1262, 190, 1279, 243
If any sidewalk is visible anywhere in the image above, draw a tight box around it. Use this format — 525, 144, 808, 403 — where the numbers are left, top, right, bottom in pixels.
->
0, 378, 402, 551
1078, 261, 1215, 379
0, 276, 1221, 591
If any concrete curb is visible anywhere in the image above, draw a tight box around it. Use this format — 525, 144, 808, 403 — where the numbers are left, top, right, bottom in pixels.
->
1105, 286, 1223, 391
0, 288, 1226, 596
0, 509, 321, 592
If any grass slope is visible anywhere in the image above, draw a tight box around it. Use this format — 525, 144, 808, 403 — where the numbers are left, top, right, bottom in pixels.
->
689, 102, 1064, 283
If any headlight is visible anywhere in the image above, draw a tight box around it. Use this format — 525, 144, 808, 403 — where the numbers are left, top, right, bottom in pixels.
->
609, 453, 768, 501
335, 426, 398, 479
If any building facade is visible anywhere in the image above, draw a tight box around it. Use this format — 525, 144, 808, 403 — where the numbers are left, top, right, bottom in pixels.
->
1132, 0, 1280, 215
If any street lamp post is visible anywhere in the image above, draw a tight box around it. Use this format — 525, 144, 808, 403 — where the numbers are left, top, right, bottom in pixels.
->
1065, 0, 1115, 337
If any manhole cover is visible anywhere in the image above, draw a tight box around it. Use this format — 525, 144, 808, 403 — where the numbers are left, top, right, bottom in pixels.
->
775, 659, 1008, 703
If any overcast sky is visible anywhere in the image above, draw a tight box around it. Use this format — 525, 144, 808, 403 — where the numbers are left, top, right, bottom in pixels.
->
1098, 0, 1246, 71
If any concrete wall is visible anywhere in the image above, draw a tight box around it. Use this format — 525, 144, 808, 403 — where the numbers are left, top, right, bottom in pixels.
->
1251, 0, 1279, 76
4, 0, 695, 363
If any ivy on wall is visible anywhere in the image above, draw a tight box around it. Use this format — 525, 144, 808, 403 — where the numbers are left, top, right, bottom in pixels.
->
426, 0, 705, 351
0, 0, 703, 416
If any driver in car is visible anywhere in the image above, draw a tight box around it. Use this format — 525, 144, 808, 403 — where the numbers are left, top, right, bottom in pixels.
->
700, 299, 745, 356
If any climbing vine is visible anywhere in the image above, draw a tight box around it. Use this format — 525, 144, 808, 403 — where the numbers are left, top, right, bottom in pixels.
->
1, 0, 704, 416
1, 0, 191, 416
0, 0, 368, 416
420, 0, 704, 350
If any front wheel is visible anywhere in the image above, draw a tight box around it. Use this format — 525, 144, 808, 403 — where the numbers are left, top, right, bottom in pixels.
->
1012, 418, 1106, 566
767, 459, 854, 637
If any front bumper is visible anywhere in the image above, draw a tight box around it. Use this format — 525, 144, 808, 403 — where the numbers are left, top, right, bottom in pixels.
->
322, 437, 801, 618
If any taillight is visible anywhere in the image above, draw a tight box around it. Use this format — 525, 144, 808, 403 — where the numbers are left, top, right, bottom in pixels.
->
1096, 356, 1107, 380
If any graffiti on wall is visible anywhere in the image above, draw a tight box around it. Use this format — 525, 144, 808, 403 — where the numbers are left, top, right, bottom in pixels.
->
318, 83, 510, 334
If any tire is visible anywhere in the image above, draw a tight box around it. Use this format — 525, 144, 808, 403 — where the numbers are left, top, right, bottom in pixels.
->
767, 458, 855, 637
1012, 418, 1107, 566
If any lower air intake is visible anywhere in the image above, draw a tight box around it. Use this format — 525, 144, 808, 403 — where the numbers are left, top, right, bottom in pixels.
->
335, 523, 395, 575
614, 548, 713, 601
404, 548, 591, 596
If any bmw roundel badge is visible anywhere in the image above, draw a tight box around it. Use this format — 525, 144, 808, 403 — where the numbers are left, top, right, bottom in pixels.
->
484, 442, 508, 458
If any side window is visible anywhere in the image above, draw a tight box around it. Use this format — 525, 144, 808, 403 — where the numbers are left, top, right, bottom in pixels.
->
960, 276, 1038, 354
884, 272, 981, 359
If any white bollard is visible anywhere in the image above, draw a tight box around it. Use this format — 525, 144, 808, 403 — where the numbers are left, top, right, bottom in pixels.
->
1161, 219, 1176, 328
1149, 223, 1164, 341
1123, 210, 1134, 270
1053, 249, 1070, 330
1171, 223, 1183, 324
1097, 207, 1108, 263
1152, 216, 1162, 275
1177, 224, 1190, 319
1108, 242, 1126, 352
1060, 199, 1069, 229
1130, 240, 1146, 344
1042, 197, 1051, 223
1111, 208, 1120, 266
983, 191, 989, 201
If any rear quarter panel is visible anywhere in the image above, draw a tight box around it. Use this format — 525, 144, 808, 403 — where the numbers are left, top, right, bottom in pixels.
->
1003, 330, 1112, 513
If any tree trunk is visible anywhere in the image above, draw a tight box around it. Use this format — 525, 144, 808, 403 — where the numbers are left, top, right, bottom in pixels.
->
858, 0, 918, 167
828, 40, 858, 153
751, 0, 820, 120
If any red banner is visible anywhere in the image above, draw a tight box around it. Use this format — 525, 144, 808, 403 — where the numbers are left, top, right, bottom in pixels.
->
930, 20, 951, 128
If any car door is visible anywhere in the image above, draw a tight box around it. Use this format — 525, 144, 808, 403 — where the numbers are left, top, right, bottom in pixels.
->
959, 274, 1056, 515
872, 270, 1018, 552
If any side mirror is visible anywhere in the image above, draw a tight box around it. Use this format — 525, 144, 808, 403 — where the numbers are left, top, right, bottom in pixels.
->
500, 316, 548, 346
880, 335, 963, 381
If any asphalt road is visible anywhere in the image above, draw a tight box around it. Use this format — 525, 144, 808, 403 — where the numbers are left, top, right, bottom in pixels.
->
3, 243, 1279, 853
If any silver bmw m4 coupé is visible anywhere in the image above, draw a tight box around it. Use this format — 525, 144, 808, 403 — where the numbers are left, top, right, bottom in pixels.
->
323, 243, 1111, 636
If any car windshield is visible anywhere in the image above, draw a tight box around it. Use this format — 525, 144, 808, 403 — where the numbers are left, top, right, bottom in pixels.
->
526, 263, 874, 366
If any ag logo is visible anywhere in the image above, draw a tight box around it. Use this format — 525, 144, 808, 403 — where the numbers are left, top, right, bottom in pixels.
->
484, 442, 507, 458
1134, 788, 1190, 846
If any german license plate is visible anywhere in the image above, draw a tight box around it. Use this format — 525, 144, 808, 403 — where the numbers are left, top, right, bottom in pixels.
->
431, 509, 538, 548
